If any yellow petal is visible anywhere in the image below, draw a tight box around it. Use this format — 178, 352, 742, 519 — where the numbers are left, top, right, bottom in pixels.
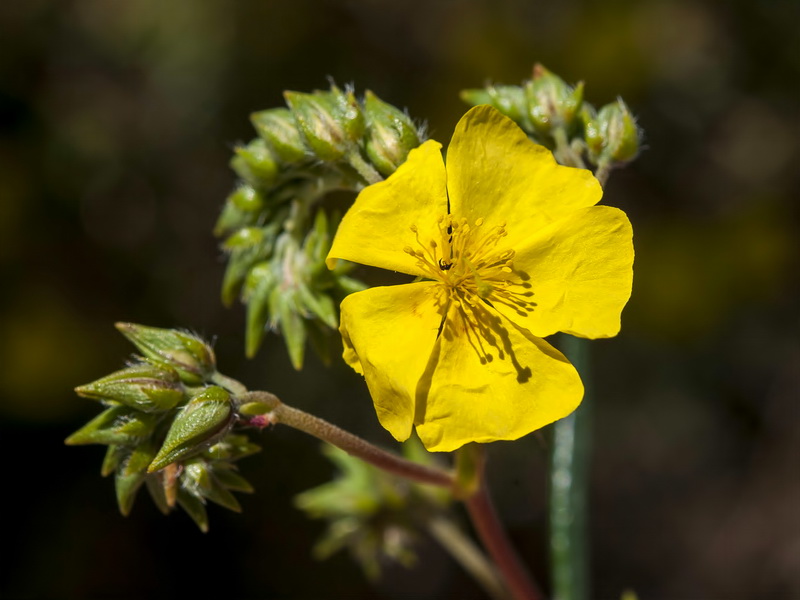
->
446, 105, 602, 249
493, 205, 634, 339
327, 140, 447, 277
415, 302, 583, 452
339, 282, 445, 441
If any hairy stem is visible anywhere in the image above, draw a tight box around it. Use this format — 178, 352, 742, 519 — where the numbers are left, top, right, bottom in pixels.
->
465, 448, 543, 600
428, 514, 509, 600
347, 150, 384, 185
243, 390, 455, 489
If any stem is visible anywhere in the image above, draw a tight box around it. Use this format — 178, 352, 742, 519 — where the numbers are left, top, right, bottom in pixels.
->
549, 335, 591, 600
243, 391, 455, 489
594, 161, 612, 188
465, 448, 543, 600
211, 372, 249, 397
428, 514, 509, 600
552, 128, 586, 169
347, 150, 384, 185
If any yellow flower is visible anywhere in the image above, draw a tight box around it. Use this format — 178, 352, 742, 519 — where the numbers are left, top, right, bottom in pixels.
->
326, 106, 633, 452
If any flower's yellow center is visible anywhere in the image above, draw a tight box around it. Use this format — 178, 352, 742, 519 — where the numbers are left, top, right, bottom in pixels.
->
403, 216, 536, 363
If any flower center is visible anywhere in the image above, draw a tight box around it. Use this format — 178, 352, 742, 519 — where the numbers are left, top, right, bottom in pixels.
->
403, 216, 535, 318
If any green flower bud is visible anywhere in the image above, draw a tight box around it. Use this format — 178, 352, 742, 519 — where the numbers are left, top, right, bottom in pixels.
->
101, 445, 124, 477
75, 362, 185, 413
231, 138, 279, 187
176, 487, 209, 533
148, 386, 233, 472
203, 433, 261, 461
212, 466, 254, 493
586, 99, 641, 164
214, 190, 262, 238
115, 441, 158, 516
145, 475, 171, 515
115, 323, 216, 386
183, 459, 242, 512
250, 107, 308, 163
285, 88, 362, 161
243, 262, 277, 358
525, 64, 584, 135
461, 85, 530, 128
65, 406, 160, 446
270, 284, 307, 370
363, 90, 420, 176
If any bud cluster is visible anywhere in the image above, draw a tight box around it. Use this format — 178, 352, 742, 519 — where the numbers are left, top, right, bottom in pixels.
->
461, 64, 642, 175
217, 85, 424, 369
67, 324, 261, 531
295, 439, 449, 580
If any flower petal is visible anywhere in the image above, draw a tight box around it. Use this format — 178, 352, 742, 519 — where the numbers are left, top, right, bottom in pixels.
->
415, 302, 583, 452
327, 140, 448, 277
446, 105, 602, 249
339, 282, 446, 441
493, 205, 634, 339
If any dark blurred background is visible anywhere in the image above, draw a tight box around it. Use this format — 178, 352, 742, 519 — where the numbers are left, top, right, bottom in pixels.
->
1, 1, 797, 598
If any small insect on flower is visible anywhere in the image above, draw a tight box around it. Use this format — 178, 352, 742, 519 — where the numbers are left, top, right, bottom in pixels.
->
327, 106, 633, 452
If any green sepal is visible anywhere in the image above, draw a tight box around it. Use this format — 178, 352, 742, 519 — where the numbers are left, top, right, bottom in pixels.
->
145, 474, 171, 515
65, 406, 160, 446
214, 186, 266, 237
243, 262, 277, 357
585, 98, 640, 164
203, 434, 261, 461
101, 445, 124, 477
460, 85, 531, 130
363, 90, 420, 177
116, 323, 216, 386
524, 64, 584, 136
115, 442, 158, 516
184, 461, 242, 513
269, 286, 307, 370
177, 488, 209, 533
250, 107, 308, 164
284, 90, 351, 161
232, 138, 279, 188
221, 226, 277, 307
213, 466, 254, 493
148, 386, 233, 472
75, 361, 185, 413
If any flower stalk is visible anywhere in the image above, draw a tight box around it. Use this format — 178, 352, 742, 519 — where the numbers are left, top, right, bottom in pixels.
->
464, 446, 543, 600
241, 391, 456, 489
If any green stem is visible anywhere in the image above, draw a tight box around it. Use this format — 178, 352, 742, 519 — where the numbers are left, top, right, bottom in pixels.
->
552, 128, 586, 170
464, 447, 543, 600
549, 335, 591, 600
346, 150, 384, 185
427, 514, 509, 600
243, 391, 455, 489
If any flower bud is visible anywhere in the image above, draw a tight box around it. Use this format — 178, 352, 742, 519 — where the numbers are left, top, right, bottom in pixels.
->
203, 433, 262, 461
75, 361, 185, 413
231, 139, 279, 186
250, 107, 308, 163
284, 88, 363, 161
461, 85, 529, 127
65, 406, 160, 446
115, 441, 158, 516
148, 386, 233, 472
524, 64, 584, 135
214, 185, 265, 237
363, 91, 421, 176
585, 98, 641, 165
115, 323, 216, 385
183, 459, 242, 512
